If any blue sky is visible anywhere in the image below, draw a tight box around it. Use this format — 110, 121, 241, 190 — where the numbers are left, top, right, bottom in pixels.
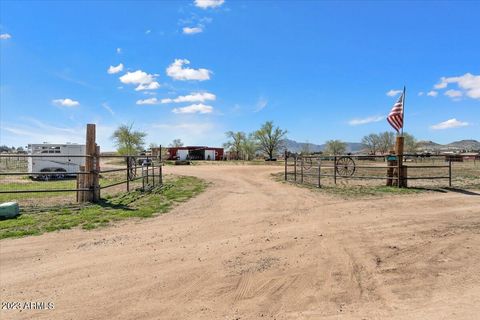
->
1, 0, 479, 151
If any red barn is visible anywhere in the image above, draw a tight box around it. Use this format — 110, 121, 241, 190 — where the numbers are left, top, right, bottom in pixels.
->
167, 146, 224, 161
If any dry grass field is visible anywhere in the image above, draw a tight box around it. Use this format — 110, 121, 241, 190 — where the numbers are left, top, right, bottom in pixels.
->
1, 164, 479, 319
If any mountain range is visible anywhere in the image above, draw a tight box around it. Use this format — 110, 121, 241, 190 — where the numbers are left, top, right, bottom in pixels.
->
416, 139, 480, 151
282, 139, 480, 153
282, 139, 365, 153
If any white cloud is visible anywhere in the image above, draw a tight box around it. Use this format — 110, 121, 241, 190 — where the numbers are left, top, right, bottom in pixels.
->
434, 81, 447, 89
183, 26, 203, 35
119, 70, 160, 91
386, 89, 402, 97
116, 48, 122, 54
194, 0, 225, 9
172, 103, 213, 114
145, 29, 151, 34
107, 63, 124, 74
431, 118, 469, 130
255, 97, 268, 112
135, 82, 161, 91
348, 115, 384, 126
444, 89, 462, 98
166, 59, 211, 81
418, 92, 424, 96
52, 98, 80, 107
119, 70, 155, 84
433, 73, 480, 100
136, 98, 159, 105
0, 33, 12, 40
161, 92, 216, 104
101, 103, 115, 115
427, 90, 438, 97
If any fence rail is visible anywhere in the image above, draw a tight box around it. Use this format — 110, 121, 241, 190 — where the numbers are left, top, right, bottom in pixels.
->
284, 151, 453, 188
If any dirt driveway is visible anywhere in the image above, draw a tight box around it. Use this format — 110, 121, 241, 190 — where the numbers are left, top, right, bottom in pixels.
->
1, 165, 479, 319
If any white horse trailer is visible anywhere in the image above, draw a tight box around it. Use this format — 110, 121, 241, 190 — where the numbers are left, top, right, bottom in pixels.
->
27, 144, 86, 180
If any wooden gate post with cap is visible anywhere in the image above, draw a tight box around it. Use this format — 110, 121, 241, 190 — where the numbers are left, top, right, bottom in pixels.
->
395, 136, 407, 188
84, 124, 100, 202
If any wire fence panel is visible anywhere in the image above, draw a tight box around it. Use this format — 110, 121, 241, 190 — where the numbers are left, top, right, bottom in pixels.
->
0, 155, 89, 206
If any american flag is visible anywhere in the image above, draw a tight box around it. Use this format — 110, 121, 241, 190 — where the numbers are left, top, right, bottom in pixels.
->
387, 91, 404, 132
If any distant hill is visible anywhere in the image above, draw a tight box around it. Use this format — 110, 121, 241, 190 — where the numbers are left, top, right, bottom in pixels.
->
417, 140, 442, 150
446, 140, 480, 150
282, 139, 365, 153
417, 139, 480, 151
282, 139, 323, 153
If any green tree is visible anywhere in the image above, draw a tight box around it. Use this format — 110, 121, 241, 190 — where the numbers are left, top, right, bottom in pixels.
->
242, 134, 258, 160
254, 121, 287, 160
169, 139, 184, 147
324, 140, 347, 155
361, 133, 380, 155
111, 124, 147, 155
224, 131, 246, 160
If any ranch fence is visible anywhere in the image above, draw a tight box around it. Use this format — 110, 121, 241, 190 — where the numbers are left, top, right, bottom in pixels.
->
284, 151, 457, 188
0, 154, 163, 205
0, 124, 163, 206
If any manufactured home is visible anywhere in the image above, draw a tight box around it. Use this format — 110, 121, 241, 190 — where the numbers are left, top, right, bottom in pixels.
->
28, 143, 85, 178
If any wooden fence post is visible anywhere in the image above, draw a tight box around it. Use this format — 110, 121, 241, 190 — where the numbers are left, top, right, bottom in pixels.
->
334, 156, 337, 185
126, 156, 130, 192
284, 150, 288, 181
395, 136, 406, 188
85, 124, 96, 202
449, 159, 452, 187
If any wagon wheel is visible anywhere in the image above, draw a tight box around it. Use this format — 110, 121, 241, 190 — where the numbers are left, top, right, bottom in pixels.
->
303, 158, 313, 170
128, 157, 137, 180
336, 156, 355, 177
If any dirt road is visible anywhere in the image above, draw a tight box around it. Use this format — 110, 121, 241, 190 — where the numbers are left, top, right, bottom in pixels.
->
1, 165, 479, 319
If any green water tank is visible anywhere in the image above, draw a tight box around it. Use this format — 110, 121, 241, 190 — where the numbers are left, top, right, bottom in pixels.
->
0, 202, 20, 219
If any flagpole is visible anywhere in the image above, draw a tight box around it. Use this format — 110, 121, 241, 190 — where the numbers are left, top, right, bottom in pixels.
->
402, 85, 406, 136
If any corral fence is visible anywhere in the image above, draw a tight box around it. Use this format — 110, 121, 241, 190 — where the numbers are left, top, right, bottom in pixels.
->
0, 154, 163, 204
0, 124, 163, 206
284, 151, 457, 188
